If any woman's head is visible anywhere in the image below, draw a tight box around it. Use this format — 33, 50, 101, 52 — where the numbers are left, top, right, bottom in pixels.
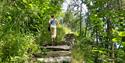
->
51, 15, 54, 18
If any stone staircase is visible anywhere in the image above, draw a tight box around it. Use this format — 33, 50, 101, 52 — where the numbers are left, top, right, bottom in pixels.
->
36, 45, 71, 63
34, 33, 76, 63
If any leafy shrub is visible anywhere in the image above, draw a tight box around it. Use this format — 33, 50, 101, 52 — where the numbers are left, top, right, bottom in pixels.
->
0, 33, 39, 63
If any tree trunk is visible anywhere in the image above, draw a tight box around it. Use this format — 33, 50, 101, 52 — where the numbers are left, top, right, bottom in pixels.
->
80, 2, 82, 36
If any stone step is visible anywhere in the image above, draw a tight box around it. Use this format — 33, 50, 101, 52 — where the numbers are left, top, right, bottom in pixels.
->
46, 51, 71, 57
41, 45, 71, 51
34, 51, 71, 58
42, 41, 66, 46
37, 56, 71, 63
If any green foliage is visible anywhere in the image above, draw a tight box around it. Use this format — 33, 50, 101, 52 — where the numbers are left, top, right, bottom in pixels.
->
57, 26, 65, 42
0, 0, 64, 62
0, 0, 64, 43
67, 0, 125, 63
83, 0, 125, 62
116, 49, 125, 63
72, 31, 93, 62
0, 33, 38, 62
63, 10, 80, 32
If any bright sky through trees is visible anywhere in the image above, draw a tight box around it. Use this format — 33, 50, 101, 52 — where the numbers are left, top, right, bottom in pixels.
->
62, 0, 88, 14
62, 0, 70, 12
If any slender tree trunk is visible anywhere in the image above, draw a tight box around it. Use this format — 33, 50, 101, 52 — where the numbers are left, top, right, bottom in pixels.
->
106, 17, 115, 63
80, 2, 82, 36
118, 0, 121, 9
112, 43, 115, 63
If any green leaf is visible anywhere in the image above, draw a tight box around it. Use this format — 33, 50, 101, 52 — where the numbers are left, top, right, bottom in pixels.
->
120, 17, 124, 20
29, 4, 33, 8
122, 42, 125, 46
8, 16, 11, 20
23, 0, 27, 4
119, 32, 125, 37
112, 38, 118, 42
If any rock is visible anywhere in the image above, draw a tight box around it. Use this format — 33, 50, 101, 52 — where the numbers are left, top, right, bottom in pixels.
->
37, 56, 71, 63
63, 33, 76, 46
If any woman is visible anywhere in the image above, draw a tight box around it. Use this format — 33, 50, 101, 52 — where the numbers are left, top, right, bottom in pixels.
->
49, 15, 59, 45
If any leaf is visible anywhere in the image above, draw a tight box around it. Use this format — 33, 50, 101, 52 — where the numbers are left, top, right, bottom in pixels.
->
94, 14, 97, 17
23, 0, 27, 4
29, 4, 33, 8
8, 16, 11, 20
122, 42, 125, 46
112, 38, 118, 42
119, 32, 125, 37
120, 17, 124, 20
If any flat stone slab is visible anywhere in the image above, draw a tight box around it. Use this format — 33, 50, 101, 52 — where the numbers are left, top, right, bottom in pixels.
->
46, 51, 71, 57
37, 56, 71, 63
42, 45, 71, 51
33, 51, 71, 58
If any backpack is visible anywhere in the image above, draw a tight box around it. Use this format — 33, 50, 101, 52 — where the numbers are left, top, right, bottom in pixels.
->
48, 24, 50, 31
50, 19, 56, 25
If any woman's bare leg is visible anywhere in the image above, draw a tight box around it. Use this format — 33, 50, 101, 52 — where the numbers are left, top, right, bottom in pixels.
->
51, 28, 54, 45
50, 27, 57, 45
